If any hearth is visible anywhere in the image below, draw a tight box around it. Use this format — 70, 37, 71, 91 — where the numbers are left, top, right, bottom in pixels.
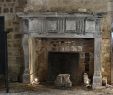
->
47, 52, 80, 85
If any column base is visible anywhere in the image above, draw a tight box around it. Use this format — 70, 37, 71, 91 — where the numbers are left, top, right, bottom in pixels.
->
93, 71, 102, 89
23, 73, 30, 83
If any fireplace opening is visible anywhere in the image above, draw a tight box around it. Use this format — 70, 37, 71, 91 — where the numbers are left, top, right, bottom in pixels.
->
47, 52, 80, 85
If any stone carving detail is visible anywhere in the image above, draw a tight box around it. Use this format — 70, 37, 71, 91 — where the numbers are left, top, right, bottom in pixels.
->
47, 20, 57, 32
55, 74, 72, 88
85, 20, 95, 32
46, 39, 83, 52
27, 16, 96, 35
66, 20, 76, 32
29, 19, 43, 33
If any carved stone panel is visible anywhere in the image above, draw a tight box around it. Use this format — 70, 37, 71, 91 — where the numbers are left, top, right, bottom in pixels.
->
65, 19, 76, 32
47, 19, 58, 32
85, 20, 95, 33
29, 19, 43, 33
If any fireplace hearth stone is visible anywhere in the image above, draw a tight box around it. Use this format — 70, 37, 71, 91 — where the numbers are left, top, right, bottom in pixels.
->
55, 74, 72, 88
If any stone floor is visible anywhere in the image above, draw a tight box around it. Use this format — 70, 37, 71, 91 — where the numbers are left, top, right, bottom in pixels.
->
0, 83, 113, 95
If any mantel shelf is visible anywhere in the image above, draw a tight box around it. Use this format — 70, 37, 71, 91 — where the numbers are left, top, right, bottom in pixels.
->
18, 12, 102, 38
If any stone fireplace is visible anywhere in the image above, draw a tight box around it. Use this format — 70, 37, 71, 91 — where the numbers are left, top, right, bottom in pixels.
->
18, 12, 102, 88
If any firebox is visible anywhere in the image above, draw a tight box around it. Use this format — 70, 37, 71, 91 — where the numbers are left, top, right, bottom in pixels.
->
47, 52, 80, 85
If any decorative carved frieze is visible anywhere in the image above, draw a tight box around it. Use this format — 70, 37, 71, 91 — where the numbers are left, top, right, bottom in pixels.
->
18, 13, 102, 38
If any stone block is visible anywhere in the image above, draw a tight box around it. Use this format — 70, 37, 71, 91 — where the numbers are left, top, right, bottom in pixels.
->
8, 63, 22, 82
8, 49, 21, 56
13, 33, 22, 39
83, 73, 91, 87
102, 77, 107, 86
55, 74, 72, 88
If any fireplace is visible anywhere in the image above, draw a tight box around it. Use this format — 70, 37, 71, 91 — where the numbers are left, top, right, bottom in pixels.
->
27, 38, 94, 86
18, 12, 102, 88
48, 52, 80, 85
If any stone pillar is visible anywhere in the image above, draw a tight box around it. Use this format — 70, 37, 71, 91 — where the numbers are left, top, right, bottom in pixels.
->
22, 19, 30, 83
93, 20, 102, 89
29, 38, 36, 83
93, 38, 102, 89
22, 34, 30, 83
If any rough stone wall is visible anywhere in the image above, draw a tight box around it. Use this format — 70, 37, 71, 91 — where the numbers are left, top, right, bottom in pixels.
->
25, 0, 108, 12
0, 0, 26, 82
101, 15, 111, 84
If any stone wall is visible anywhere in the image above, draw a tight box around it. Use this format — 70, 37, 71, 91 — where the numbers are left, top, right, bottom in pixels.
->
0, 0, 26, 82
25, 0, 108, 12
101, 15, 111, 84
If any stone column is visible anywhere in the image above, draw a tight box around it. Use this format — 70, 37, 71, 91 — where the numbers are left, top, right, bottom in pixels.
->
93, 38, 102, 88
29, 38, 36, 83
22, 34, 30, 83
22, 19, 30, 83
93, 19, 102, 89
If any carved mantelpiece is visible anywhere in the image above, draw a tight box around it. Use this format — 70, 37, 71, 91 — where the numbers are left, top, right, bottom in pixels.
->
17, 12, 98, 38
17, 12, 102, 89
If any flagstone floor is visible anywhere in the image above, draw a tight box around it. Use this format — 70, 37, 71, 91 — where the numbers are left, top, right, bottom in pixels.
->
0, 83, 113, 95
